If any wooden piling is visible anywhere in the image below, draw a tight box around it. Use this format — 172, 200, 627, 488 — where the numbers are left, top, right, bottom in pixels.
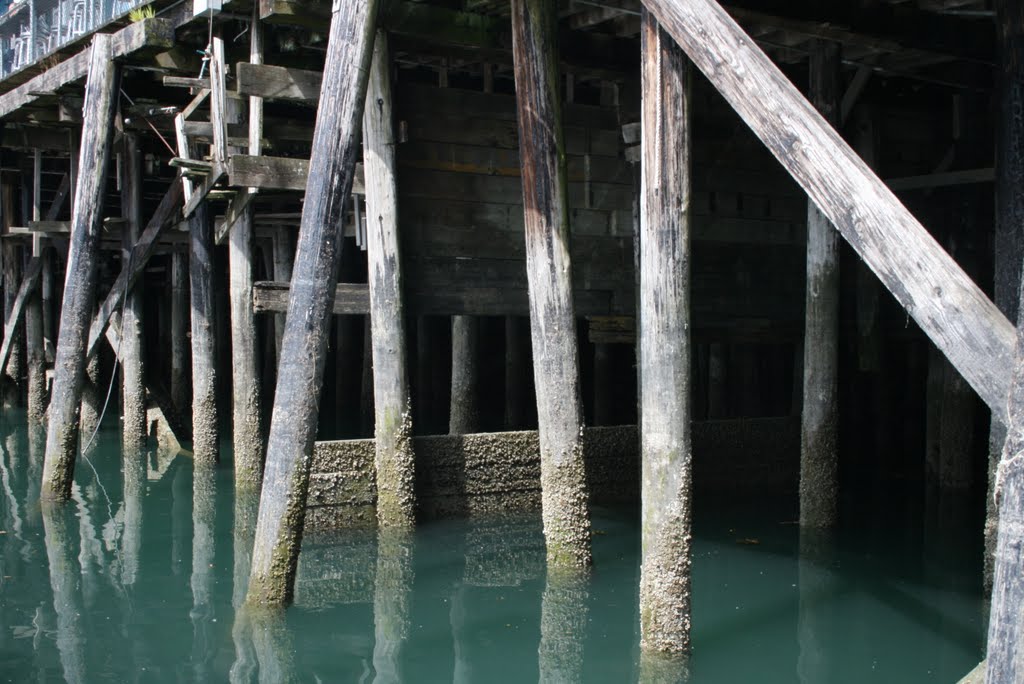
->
247, 0, 381, 606
25, 152, 44, 423
41, 34, 120, 501
120, 133, 147, 458
272, 229, 293, 360
2, 242, 23, 409
171, 249, 190, 418
988, 0, 1024, 591
363, 30, 415, 526
511, 0, 592, 569
449, 315, 478, 435
25, 247, 45, 424
638, 8, 693, 656
799, 40, 841, 529
229, 11, 266, 489
190, 203, 218, 465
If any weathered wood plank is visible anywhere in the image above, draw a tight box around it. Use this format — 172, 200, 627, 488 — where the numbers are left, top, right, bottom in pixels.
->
512, 0, 591, 569
248, 0, 381, 606
227, 155, 365, 193
640, 0, 1015, 417
637, 9, 693, 658
236, 62, 323, 103
42, 34, 121, 502
85, 182, 184, 359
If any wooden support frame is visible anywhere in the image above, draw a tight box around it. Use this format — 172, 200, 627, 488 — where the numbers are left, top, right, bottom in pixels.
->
640, 0, 1015, 418
85, 182, 183, 359
120, 132, 147, 458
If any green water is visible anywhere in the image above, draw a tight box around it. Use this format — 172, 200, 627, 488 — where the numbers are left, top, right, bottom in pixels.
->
0, 417, 987, 682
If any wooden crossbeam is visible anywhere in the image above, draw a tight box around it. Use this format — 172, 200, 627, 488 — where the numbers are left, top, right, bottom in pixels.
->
251, 281, 614, 316
85, 182, 184, 359
0, 257, 41, 376
227, 154, 364, 192
641, 0, 1014, 416
236, 63, 322, 103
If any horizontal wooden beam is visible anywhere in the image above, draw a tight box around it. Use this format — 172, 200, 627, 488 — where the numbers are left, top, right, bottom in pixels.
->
227, 155, 364, 193
252, 281, 615, 317
236, 63, 322, 103
643, 0, 1013, 416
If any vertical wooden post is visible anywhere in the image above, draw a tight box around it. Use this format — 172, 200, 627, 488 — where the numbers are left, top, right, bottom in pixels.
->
986, 264, 1024, 682
638, 8, 693, 656
25, 244, 45, 424
449, 315, 478, 434
593, 343, 612, 426
363, 30, 415, 526
41, 34, 120, 501
190, 203, 218, 466
504, 315, 528, 429
2, 241, 23, 409
271, 229, 293, 359
247, 0, 380, 606
229, 10, 266, 490
511, 0, 591, 569
41, 245, 54, 362
79, 340, 100, 456
170, 249, 189, 417
120, 132, 146, 458
799, 40, 841, 529
988, 0, 1024, 591
25, 150, 45, 423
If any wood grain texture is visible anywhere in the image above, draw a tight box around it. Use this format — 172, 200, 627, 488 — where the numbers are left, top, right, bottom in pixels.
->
640, 0, 1015, 417
638, 9, 693, 656
799, 41, 841, 529
512, 0, 591, 569
190, 203, 219, 466
120, 133, 147, 459
363, 31, 415, 527
42, 34, 120, 502
248, 0, 381, 606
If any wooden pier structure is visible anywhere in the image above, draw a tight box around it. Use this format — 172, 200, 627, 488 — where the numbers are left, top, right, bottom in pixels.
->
0, 0, 1021, 670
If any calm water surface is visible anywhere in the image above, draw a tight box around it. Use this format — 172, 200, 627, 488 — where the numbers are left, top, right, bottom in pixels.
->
0, 416, 986, 682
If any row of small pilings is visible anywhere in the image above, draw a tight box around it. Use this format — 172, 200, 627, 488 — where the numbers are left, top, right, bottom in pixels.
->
21, 0, 1024, 677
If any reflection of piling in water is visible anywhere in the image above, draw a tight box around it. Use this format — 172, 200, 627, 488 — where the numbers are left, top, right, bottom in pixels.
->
42, 503, 88, 684
373, 528, 414, 684
191, 466, 217, 682
538, 570, 589, 684
71, 481, 105, 608
462, 517, 545, 587
638, 651, 690, 684
231, 490, 261, 683
121, 441, 145, 587
293, 529, 377, 608
25, 424, 43, 527
231, 606, 297, 683
797, 528, 835, 684
171, 461, 188, 575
